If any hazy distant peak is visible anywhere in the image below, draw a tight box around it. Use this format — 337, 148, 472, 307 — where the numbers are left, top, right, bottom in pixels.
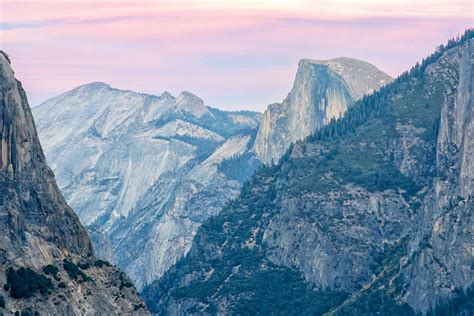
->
0, 50, 11, 64
300, 56, 373, 65
74, 81, 111, 93
160, 91, 173, 99
175, 91, 209, 118
298, 56, 392, 100
177, 90, 203, 102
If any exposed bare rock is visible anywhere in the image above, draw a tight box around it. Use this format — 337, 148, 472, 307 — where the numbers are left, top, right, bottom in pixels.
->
33, 79, 262, 290
0, 52, 148, 315
142, 33, 473, 316
253, 57, 392, 164
401, 37, 474, 313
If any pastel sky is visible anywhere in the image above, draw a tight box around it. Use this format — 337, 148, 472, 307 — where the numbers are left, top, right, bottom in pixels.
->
0, 1, 472, 111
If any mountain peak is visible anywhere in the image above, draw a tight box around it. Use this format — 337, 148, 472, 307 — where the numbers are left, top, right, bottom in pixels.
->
77, 81, 111, 91
300, 56, 370, 65
253, 56, 393, 163
1, 51, 148, 314
298, 57, 392, 100
177, 90, 202, 101
160, 91, 173, 98
0, 50, 11, 64
175, 91, 209, 118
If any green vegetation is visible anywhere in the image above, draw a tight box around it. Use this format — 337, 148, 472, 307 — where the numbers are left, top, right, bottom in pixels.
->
217, 152, 261, 182
329, 239, 415, 315
77, 262, 90, 270
63, 260, 92, 282
13, 309, 39, 316
339, 285, 474, 316
94, 259, 111, 268
143, 30, 474, 315
146, 171, 348, 315
119, 274, 133, 290
287, 141, 421, 196
267, 31, 474, 197
429, 286, 474, 315
134, 303, 147, 311
43, 264, 60, 281
0, 294, 5, 308
228, 268, 348, 315
267, 29, 474, 197
4, 267, 53, 299
306, 28, 473, 146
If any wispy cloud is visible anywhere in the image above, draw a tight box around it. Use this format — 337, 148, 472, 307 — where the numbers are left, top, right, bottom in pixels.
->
0, 0, 471, 110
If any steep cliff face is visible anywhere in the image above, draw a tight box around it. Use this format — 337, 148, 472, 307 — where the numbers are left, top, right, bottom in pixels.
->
33, 84, 258, 226
33, 83, 261, 289
143, 33, 473, 315
0, 51, 92, 269
0, 51, 148, 315
107, 134, 260, 290
400, 37, 473, 313
253, 57, 392, 164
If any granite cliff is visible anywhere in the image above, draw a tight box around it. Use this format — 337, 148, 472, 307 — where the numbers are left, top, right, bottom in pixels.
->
33, 56, 393, 292
143, 31, 473, 315
253, 57, 392, 164
33, 83, 261, 290
0, 51, 148, 314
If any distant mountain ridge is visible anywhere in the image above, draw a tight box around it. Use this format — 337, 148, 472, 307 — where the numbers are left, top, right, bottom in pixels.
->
33, 83, 262, 289
33, 82, 260, 226
0, 51, 148, 315
33, 55, 394, 294
253, 56, 392, 164
142, 31, 474, 315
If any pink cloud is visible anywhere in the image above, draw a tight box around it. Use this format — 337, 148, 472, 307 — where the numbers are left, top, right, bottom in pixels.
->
1, 1, 471, 110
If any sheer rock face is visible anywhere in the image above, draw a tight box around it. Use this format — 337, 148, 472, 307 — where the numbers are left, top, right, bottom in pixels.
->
253, 57, 392, 164
33, 81, 261, 290
0, 51, 93, 268
142, 37, 473, 315
108, 134, 259, 290
0, 51, 148, 315
401, 38, 474, 313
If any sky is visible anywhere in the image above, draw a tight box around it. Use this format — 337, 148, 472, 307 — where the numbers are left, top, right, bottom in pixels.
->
0, 1, 472, 111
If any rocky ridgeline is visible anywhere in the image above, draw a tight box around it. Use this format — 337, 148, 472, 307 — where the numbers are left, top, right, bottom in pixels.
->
0, 51, 148, 315
33, 82, 262, 290
142, 33, 473, 315
253, 57, 392, 164
33, 55, 392, 293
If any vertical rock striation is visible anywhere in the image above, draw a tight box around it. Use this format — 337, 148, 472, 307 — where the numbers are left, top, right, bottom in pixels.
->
0, 50, 93, 268
142, 33, 473, 315
0, 51, 148, 315
33, 80, 262, 290
401, 37, 473, 313
253, 57, 392, 164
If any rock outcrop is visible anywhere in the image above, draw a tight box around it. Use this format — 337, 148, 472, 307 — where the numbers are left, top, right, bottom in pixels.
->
33, 56, 391, 293
253, 57, 392, 164
400, 35, 473, 313
142, 32, 473, 315
33, 83, 261, 289
0, 51, 148, 315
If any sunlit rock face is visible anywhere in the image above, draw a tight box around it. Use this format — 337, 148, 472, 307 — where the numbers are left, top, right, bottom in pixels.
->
0, 51, 148, 315
33, 83, 261, 289
142, 35, 474, 316
32, 56, 391, 292
401, 37, 474, 313
253, 57, 392, 164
